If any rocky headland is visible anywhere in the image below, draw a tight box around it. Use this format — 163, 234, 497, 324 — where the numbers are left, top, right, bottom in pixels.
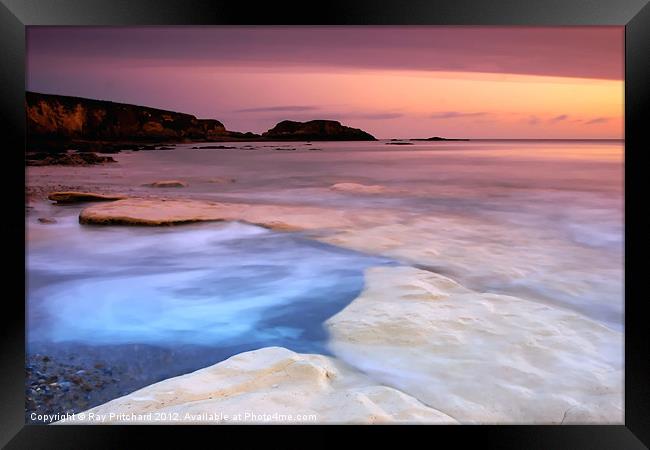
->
26, 92, 377, 162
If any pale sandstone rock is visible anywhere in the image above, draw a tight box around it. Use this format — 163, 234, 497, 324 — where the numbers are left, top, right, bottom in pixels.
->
325, 266, 623, 424
319, 213, 621, 322
61, 347, 457, 424
78, 198, 381, 230
48, 191, 127, 203
330, 182, 388, 194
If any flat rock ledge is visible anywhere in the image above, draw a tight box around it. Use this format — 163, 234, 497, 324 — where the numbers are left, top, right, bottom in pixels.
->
326, 266, 624, 424
48, 191, 128, 204
78, 198, 362, 230
59, 347, 456, 424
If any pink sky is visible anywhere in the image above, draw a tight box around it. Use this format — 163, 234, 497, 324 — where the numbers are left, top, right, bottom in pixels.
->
26, 26, 624, 139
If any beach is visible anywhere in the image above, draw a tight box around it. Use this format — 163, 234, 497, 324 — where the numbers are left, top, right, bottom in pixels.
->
26, 139, 624, 424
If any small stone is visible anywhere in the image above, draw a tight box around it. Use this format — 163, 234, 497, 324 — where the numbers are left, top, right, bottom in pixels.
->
208, 177, 236, 184
142, 180, 188, 188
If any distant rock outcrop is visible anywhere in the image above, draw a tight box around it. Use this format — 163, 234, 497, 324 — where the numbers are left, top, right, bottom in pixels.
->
262, 120, 376, 141
411, 136, 469, 141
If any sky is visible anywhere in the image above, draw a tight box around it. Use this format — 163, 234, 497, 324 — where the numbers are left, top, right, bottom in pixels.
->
26, 26, 624, 139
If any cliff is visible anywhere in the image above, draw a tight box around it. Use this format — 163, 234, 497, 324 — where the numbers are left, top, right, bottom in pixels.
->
262, 120, 376, 141
26, 91, 235, 151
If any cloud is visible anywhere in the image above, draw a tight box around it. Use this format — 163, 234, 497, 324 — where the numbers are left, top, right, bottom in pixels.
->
585, 117, 610, 125
528, 115, 540, 125
549, 114, 568, 123
282, 111, 404, 121
234, 105, 319, 113
27, 27, 625, 80
348, 112, 403, 120
429, 111, 487, 120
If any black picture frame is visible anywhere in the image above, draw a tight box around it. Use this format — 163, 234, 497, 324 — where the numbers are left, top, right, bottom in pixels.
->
1, 0, 647, 447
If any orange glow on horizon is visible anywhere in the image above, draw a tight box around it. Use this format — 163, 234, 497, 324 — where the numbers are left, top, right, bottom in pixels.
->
117, 65, 621, 139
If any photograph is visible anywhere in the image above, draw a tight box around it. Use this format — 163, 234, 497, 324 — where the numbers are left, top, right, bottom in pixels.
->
23, 25, 625, 426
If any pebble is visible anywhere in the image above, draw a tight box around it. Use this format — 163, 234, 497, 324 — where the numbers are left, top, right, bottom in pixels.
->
25, 353, 126, 423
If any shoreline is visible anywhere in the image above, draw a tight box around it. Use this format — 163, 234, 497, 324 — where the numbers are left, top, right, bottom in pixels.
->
25, 142, 623, 424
